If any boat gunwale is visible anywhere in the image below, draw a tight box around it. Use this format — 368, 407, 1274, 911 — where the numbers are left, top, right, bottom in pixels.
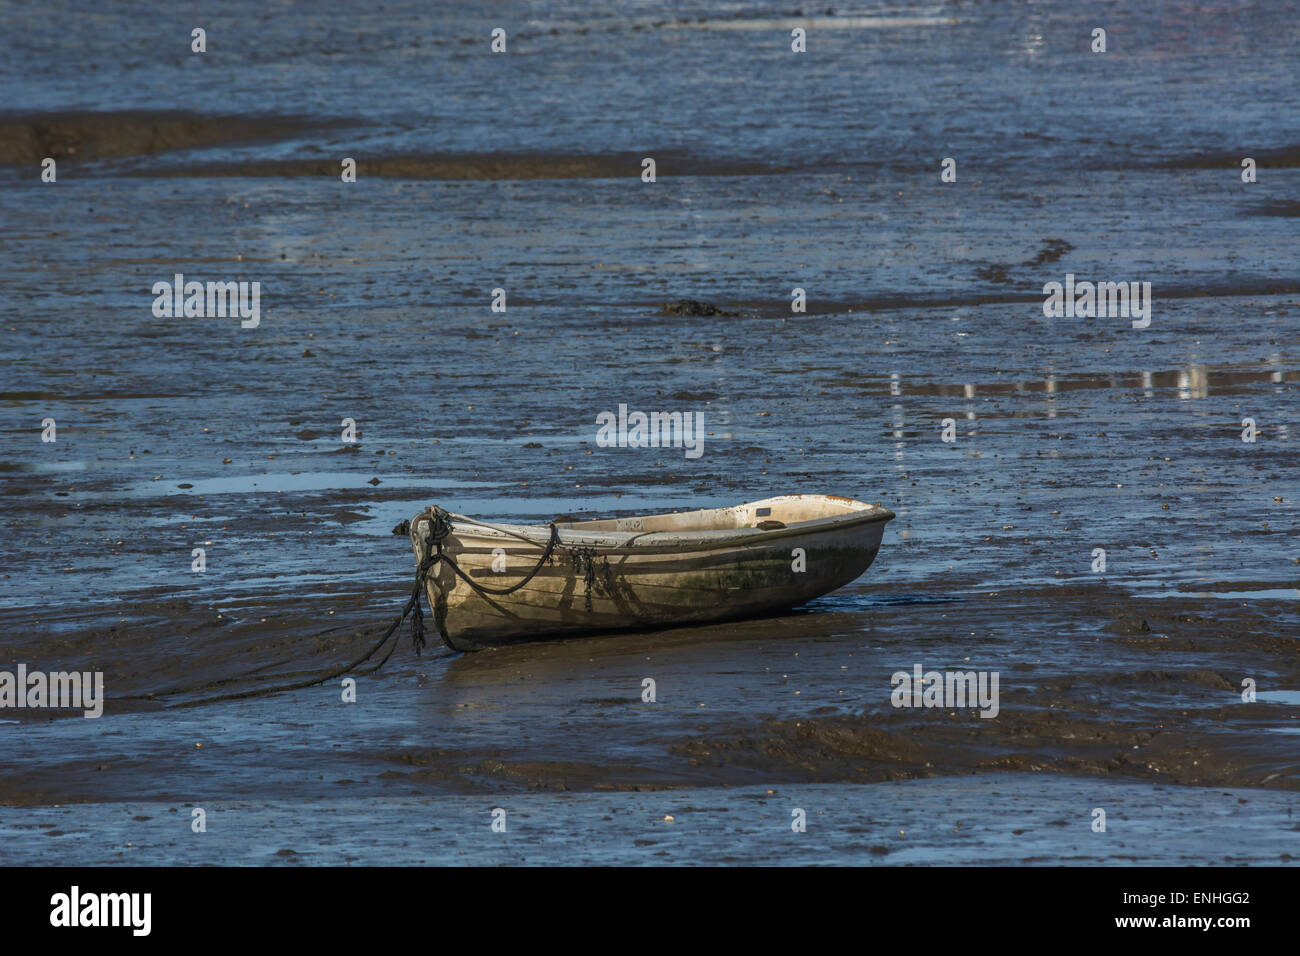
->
431, 504, 896, 556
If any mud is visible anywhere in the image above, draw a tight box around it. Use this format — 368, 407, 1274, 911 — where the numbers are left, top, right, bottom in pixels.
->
1, 0, 1297, 865
3, 778, 1296, 865
139, 152, 789, 180
0, 111, 345, 165
1, 584, 1295, 809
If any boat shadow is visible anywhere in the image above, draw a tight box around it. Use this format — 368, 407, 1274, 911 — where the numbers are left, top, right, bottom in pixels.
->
432, 590, 959, 686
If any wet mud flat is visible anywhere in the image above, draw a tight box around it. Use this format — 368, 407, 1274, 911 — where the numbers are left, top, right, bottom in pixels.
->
1, 0, 1298, 865
1, 170, 1297, 862
1, 582, 1296, 864
1, 778, 1295, 866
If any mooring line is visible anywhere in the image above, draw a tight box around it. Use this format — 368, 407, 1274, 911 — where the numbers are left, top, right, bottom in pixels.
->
124, 506, 610, 708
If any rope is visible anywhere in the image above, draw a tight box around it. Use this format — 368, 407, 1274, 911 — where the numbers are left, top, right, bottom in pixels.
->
567, 545, 613, 611
126, 547, 444, 708
442, 511, 562, 548
127, 507, 596, 708
441, 511, 615, 610
405, 507, 562, 652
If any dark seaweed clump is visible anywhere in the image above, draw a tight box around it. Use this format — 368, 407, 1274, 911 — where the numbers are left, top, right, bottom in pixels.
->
659, 299, 729, 317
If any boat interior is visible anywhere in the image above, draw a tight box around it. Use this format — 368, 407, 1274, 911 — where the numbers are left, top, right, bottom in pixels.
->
552, 494, 885, 533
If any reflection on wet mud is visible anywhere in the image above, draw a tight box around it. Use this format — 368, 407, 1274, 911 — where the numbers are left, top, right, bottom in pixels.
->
873, 362, 1296, 401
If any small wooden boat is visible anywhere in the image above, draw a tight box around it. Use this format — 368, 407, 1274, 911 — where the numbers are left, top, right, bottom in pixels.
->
406, 494, 893, 650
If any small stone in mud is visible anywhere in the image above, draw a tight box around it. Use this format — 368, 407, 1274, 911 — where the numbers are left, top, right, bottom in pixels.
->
275, 848, 296, 856
659, 299, 728, 317
1112, 616, 1152, 634
296, 429, 319, 440
368, 477, 381, 485
524, 441, 543, 448
302, 348, 314, 357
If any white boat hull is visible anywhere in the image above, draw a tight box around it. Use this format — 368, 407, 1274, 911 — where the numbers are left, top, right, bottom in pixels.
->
408, 494, 893, 649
